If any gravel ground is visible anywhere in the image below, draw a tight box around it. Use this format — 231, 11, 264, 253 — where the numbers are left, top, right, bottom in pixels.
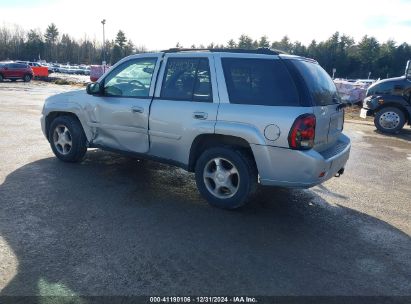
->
0, 82, 410, 299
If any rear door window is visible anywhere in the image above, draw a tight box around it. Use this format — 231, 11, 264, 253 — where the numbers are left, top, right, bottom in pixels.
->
291, 59, 340, 106
10, 64, 23, 69
221, 58, 300, 106
161, 58, 212, 102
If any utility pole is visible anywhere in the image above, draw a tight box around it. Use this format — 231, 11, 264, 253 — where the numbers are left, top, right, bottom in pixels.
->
101, 19, 106, 68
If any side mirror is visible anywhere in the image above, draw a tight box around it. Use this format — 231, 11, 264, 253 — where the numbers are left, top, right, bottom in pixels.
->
406, 60, 411, 79
86, 82, 101, 95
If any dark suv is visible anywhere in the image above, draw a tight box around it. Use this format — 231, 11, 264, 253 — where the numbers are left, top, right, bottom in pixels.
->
360, 60, 411, 133
0, 63, 33, 82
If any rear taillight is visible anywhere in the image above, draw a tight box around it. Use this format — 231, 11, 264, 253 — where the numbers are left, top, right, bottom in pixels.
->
288, 114, 316, 150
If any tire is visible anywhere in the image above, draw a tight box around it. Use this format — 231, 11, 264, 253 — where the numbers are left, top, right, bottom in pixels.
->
374, 107, 406, 134
195, 147, 257, 209
23, 74, 32, 82
0, 74, 3, 82
48, 115, 87, 162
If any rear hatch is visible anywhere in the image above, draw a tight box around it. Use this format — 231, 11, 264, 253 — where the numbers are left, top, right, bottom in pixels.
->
290, 59, 344, 152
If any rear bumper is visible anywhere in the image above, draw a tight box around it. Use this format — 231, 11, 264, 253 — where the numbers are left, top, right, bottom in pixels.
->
252, 133, 351, 188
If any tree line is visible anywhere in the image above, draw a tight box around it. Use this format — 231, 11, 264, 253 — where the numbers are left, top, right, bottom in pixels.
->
0, 23, 145, 67
1, 23, 410, 79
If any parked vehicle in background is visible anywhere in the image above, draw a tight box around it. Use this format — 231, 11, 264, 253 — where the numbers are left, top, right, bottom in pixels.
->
90, 65, 110, 81
16, 61, 49, 77
0, 62, 33, 82
50, 64, 61, 72
360, 60, 411, 133
41, 48, 351, 209
354, 79, 376, 87
58, 65, 70, 73
84, 66, 91, 75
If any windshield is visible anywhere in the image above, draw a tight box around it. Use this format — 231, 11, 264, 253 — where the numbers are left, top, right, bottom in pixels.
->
292, 59, 340, 106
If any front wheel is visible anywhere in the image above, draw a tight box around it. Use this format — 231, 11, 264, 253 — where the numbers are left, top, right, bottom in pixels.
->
374, 107, 405, 134
49, 115, 87, 162
195, 147, 257, 209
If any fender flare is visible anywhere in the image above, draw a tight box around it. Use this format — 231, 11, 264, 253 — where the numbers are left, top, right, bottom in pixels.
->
43, 102, 93, 142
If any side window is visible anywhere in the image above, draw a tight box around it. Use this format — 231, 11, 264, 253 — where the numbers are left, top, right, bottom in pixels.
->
161, 58, 212, 102
104, 58, 157, 98
221, 58, 300, 106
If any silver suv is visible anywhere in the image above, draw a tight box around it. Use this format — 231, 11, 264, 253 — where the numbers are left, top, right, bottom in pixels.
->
41, 49, 351, 209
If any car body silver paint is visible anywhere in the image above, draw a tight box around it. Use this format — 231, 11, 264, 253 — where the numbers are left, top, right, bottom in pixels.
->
148, 52, 219, 164
253, 133, 350, 186
41, 51, 351, 188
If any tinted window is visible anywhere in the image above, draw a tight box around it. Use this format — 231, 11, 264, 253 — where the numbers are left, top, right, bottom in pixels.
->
221, 58, 299, 106
161, 58, 212, 102
291, 60, 340, 106
104, 58, 157, 97
10, 63, 25, 69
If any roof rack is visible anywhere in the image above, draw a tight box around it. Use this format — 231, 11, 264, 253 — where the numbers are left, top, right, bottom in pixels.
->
161, 47, 284, 55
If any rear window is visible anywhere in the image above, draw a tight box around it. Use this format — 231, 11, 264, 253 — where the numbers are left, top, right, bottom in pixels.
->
221, 58, 300, 106
291, 59, 340, 106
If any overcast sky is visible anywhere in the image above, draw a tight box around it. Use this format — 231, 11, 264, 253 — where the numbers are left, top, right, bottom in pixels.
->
1, 0, 411, 50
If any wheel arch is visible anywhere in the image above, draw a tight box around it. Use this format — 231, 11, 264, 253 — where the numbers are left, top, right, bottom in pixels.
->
45, 111, 92, 142
188, 134, 257, 172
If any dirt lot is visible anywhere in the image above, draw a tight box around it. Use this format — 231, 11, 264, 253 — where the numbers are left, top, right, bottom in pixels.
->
0, 81, 410, 298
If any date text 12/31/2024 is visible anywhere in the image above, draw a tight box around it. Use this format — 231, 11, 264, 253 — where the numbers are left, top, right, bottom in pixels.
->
150, 297, 258, 303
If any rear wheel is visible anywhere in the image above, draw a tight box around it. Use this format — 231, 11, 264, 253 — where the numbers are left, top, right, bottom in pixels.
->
374, 107, 405, 134
49, 116, 87, 162
0, 74, 3, 82
23, 74, 32, 82
195, 147, 257, 209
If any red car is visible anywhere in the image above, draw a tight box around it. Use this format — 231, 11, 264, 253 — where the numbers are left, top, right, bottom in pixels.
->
0, 62, 34, 82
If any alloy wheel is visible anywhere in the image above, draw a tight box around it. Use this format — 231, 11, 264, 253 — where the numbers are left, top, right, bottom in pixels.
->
203, 157, 240, 199
53, 125, 72, 155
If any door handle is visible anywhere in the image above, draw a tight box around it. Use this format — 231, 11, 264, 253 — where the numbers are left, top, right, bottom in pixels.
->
131, 106, 144, 114
193, 112, 208, 120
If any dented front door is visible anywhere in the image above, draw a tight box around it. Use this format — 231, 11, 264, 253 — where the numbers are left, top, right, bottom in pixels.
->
87, 55, 161, 153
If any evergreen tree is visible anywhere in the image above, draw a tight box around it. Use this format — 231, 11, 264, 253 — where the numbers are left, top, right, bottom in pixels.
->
258, 36, 270, 48
115, 30, 127, 49
238, 34, 253, 49
227, 39, 236, 48
44, 23, 59, 61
